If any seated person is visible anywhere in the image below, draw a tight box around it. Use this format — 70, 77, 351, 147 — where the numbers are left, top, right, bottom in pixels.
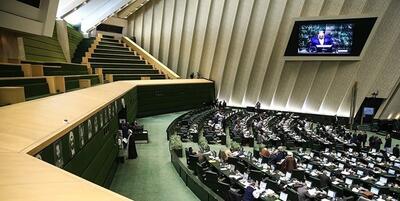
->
393, 144, 399, 158
188, 147, 197, 156
243, 181, 261, 201
280, 153, 297, 173
270, 146, 286, 165
319, 170, 332, 189
259, 147, 270, 163
219, 149, 232, 161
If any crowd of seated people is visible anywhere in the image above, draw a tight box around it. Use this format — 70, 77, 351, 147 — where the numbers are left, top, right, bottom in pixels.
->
175, 106, 400, 201
175, 106, 216, 142
229, 110, 256, 147
203, 109, 231, 144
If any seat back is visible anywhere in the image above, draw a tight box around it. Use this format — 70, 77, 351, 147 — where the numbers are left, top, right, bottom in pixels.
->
228, 189, 243, 201
286, 188, 299, 201
236, 161, 247, 174
330, 185, 344, 197
249, 169, 265, 182
196, 162, 206, 182
188, 155, 198, 171
204, 171, 218, 191
217, 180, 230, 200
291, 169, 305, 181
343, 188, 358, 201
264, 178, 280, 192
309, 176, 321, 188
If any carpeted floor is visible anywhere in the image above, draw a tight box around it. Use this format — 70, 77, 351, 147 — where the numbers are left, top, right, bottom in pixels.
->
110, 111, 399, 201
110, 112, 199, 201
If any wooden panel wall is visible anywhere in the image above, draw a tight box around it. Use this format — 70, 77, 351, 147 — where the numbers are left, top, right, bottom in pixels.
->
23, 27, 67, 62
0, 29, 20, 62
127, 0, 400, 117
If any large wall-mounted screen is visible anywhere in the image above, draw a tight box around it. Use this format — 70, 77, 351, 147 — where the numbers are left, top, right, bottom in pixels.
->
284, 17, 377, 60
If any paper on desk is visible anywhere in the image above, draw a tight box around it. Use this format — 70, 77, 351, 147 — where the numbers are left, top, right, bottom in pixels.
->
308, 188, 317, 196
229, 175, 241, 180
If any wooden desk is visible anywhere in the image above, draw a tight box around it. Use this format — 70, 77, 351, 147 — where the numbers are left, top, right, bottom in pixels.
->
0, 79, 213, 200
0, 152, 131, 201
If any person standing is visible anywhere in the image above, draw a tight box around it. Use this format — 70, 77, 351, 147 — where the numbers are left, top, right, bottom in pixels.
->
368, 136, 375, 150
375, 137, 383, 151
362, 132, 368, 148
393, 144, 400, 158
384, 134, 392, 153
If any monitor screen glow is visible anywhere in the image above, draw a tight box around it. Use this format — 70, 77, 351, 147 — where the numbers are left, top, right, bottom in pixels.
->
285, 17, 377, 59
339, 163, 345, 169
364, 107, 375, 115
371, 187, 379, 195
345, 178, 353, 186
307, 164, 313, 170
279, 192, 288, 201
379, 177, 388, 184
368, 163, 374, 168
328, 190, 336, 198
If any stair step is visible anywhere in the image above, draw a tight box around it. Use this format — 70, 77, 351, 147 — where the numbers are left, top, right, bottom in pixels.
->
90, 53, 140, 60
96, 45, 129, 51
102, 35, 115, 39
101, 38, 119, 43
89, 57, 146, 64
90, 63, 153, 69
94, 48, 133, 55
98, 41, 123, 46
102, 68, 159, 74
112, 74, 166, 81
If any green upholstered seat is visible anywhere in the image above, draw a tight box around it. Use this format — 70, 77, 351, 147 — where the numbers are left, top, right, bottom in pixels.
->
0, 64, 24, 77
88, 57, 146, 64
0, 77, 50, 98
90, 63, 153, 69
102, 68, 159, 75
90, 53, 140, 60
112, 74, 166, 81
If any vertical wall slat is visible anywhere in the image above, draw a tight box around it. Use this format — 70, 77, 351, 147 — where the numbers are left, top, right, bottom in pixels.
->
230, 0, 271, 106
177, 0, 199, 77
218, 0, 255, 102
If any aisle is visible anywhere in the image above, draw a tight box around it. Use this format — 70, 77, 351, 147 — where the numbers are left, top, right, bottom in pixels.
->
110, 112, 199, 201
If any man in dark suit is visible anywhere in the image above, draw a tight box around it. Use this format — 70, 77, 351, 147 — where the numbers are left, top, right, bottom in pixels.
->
319, 171, 332, 189
309, 30, 334, 53
393, 144, 400, 158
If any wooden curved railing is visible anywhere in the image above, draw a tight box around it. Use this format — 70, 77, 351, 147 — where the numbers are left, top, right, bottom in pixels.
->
0, 79, 213, 201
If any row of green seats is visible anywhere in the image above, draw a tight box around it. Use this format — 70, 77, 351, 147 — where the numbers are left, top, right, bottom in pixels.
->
65, 75, 100, 91
113, 74, 166, 81
0, 77, 50, 99
0, 63, 24, 77
136, 83, 215, 117
22, 61, 88, 76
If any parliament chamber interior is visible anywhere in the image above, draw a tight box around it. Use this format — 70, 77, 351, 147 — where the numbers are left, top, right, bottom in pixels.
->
1, 0, 400, 201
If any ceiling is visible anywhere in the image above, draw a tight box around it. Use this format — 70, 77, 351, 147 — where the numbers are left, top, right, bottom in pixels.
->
56, 0, 148, 32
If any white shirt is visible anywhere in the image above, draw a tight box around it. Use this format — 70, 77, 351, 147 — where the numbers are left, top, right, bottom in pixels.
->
319, 38, 324, 45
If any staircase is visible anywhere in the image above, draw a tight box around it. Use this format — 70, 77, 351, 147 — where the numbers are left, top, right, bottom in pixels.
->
82, 34, 170, 82
72, 37, 95, 63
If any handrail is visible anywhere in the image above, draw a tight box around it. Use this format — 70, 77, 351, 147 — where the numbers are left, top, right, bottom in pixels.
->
121, 37, 180, 79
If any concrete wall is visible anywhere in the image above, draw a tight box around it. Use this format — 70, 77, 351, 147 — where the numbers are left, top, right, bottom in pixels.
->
127, 0, 400, 118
